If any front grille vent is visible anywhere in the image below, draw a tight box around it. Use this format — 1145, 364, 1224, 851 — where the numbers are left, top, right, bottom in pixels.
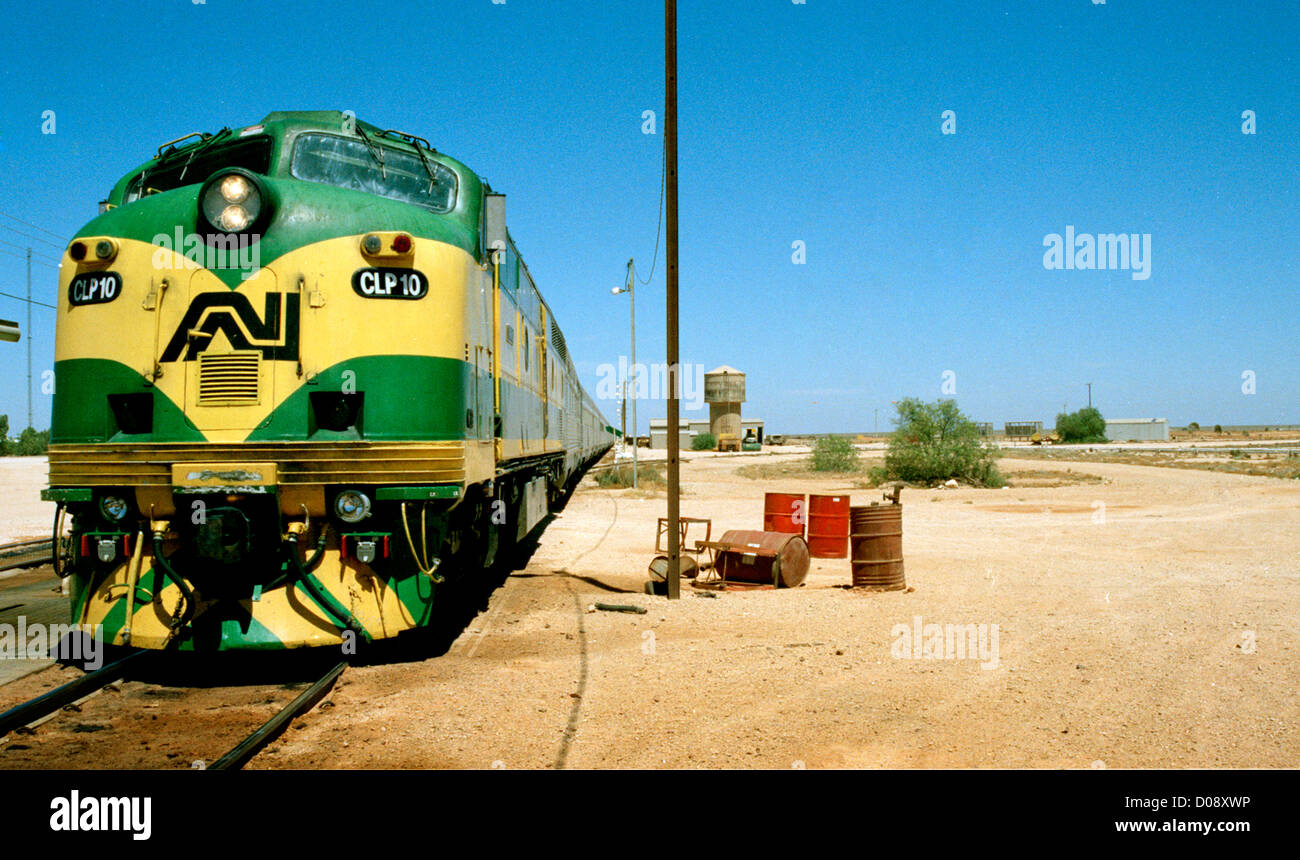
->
198, 351, 261, 405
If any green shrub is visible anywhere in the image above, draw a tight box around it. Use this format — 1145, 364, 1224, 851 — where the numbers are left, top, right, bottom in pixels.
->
691, 432, 716, 451
1055, 407, 1107, 443
810, 436, 861, 472
879, 398, 1003, 487
11, 427, 48, 456
1187, 422, 1200, 431
0, 414, 7, 455
1214, 424, 1223, 433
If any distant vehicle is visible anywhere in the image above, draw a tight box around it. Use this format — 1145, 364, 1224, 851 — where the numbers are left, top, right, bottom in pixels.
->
767, 434, 784, 445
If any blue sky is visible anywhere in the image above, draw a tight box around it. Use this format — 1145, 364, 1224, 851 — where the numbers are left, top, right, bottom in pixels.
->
0, 0, 1295, 435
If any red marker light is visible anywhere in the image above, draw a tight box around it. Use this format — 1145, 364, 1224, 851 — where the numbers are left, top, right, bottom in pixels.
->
69, 242, 87, 261
391, 234, 412, 253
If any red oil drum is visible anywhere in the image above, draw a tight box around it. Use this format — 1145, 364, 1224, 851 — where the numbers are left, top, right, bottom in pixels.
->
849, 504, 905, 590
763, 492, 806, 536
806, 494, 850, 558
713, 530, 809, 588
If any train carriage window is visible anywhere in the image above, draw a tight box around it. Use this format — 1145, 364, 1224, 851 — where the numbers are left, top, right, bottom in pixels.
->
291, 133, 457, 213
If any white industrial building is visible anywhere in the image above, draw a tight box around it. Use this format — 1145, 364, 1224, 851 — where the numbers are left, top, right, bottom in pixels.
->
651, 417, 766, 449
1104, 418, 1169, 442
649, 419, 692, 450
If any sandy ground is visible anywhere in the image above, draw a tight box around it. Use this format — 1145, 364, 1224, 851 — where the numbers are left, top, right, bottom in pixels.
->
256, 451, 1298, 769
0, 457, 52, 544
2, 450, 1296, 768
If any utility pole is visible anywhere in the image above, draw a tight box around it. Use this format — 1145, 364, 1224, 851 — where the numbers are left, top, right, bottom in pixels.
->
665, 0, 680, 600
26, 247, 32, 430
1086, 383, 1092, 409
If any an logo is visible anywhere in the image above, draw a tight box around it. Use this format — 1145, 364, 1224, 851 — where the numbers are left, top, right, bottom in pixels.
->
160, 293, 299, 362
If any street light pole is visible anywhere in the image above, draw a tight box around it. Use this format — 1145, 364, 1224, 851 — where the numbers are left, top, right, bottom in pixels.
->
612, 259, 638, 489
1086, 382, 1092, 409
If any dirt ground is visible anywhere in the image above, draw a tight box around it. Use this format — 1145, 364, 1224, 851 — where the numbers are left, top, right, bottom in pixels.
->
2, 451, 1296, 769
260, 451, 1298, 769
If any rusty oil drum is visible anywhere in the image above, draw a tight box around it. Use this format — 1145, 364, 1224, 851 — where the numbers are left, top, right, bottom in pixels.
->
849, 504, 905, 590
763, 492, 805, 536
714, 530, 810, 588
806, 494, 850, 558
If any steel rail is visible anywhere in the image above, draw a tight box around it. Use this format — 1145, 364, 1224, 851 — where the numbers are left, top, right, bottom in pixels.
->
0, 650, 150, 737
209, 661, 347, 771
0, 539, 53, 572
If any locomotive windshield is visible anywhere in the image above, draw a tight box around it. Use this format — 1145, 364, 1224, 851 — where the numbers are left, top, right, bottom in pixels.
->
290, 133, 457, 213
125, 135, 272, 203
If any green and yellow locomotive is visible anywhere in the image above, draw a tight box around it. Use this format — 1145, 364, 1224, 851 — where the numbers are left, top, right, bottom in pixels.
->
43, 111, 613, 651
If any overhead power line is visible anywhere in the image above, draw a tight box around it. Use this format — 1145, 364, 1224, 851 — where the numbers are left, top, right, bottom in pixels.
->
0, 210, 65, 240
0, 247, 58, 269
0, 222, 64, 251
0, 238, 59, 264
633, 135, 667, 286
0, 289, 55, 309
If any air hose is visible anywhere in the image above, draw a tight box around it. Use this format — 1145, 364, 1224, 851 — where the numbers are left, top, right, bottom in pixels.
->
51, 502, 65, 579
285, 533, 370, 642
151, 531, 196, 634
400, 501, 444, 583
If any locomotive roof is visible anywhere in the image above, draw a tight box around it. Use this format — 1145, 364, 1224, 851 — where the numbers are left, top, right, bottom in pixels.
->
107, 111, 482, 203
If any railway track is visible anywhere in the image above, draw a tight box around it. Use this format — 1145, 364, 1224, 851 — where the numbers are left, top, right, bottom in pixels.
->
0, 654, 346, 770
0, 538, 54, 572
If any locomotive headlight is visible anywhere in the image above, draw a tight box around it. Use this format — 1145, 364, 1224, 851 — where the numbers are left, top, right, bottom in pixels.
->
200, 169, 265, 233
94, 239, 117, 260
99, 494, 130, 523
334, 490, 372, 523
219, 205, 251, 231
219, 174, 252, 203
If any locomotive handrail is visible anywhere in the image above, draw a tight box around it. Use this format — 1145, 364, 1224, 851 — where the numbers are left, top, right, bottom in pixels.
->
154, 131, 210, 158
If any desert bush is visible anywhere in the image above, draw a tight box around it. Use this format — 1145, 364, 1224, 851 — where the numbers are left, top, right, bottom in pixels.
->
595, 462, 664, 488
1055, 407, 1107, 443
691, 432, 716, 451
879, 398, 1003, 487
810, 435, 861, 472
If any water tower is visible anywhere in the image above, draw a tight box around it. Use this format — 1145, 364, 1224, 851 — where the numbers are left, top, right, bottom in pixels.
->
705, 365, 745, 440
